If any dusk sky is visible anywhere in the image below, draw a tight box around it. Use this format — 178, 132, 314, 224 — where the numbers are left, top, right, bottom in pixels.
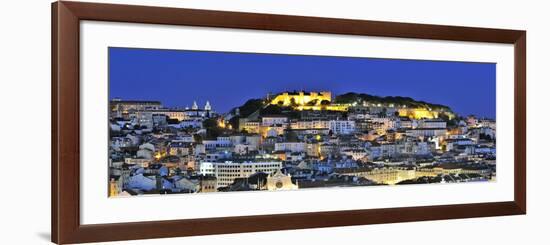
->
109, 47, 496, 118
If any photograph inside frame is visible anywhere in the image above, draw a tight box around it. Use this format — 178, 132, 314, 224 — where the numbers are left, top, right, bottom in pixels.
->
107, 47, 497, 197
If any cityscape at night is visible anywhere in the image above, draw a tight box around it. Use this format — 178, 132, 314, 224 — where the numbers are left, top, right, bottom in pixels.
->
108, 47, 496, 197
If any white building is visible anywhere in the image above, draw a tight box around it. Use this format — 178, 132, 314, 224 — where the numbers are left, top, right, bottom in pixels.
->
406, 128, 447, 137
370, 143, 401, 159
340, 149, 368, 161
202, 160, 283, 187
216, 136, 232, 148
329, 120, 356, 135
397, 118, 417, 129
155, 109, 188, 121
234, 144, 257, 155
290, 120, 330, 130
179, 119, 203, 128
245, 135, 262, 149
262, 116, 288, 126
199, 162, 215, 176
134, 111, 154, 128
418, 119, 447, 129
274, 142, 306, 153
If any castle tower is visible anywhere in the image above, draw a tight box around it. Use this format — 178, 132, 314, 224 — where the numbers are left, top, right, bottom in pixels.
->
192, 101, 198, 110
204, 100, 212, 111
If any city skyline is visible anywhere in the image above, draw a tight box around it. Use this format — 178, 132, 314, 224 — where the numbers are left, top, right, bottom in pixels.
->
109, 47, 496, 118
108, 48, 497, 197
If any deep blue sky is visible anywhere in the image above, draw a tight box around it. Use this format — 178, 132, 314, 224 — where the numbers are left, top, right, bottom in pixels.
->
109, 47, 496, 118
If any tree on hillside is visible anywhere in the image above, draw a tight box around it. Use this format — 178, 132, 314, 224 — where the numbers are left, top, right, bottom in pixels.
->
238, 99, 264, 117
203, 118, 223, 139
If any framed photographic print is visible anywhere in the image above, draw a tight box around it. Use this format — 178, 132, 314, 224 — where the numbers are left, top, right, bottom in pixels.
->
51, 1, 526, 244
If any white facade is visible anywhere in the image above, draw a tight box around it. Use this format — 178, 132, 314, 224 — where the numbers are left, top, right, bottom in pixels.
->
199, 162, 215, 176
262, 116, 288, 126
406, 128, 447, 137
135, 111, 154, 128
245, 135, 262, 149
204, 161, 283, 187
329, 120, 356, 134
179, 119, 203, 128
234, 144, 257, 155
274, 142, 306, 153
340, 149, 368, 160
290, 120, 330, 129
418, 119, 447, 129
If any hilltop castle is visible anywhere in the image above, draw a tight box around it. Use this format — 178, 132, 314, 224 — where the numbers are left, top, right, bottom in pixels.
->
269, 91, 332, 107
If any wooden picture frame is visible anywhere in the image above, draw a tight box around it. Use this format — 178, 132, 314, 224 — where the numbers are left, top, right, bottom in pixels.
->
52, 1, 526, 244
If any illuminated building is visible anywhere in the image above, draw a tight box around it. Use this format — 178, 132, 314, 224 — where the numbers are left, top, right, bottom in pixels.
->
201, 139, 232, 151
234, 143, 257, 155
294, 104, 349, 111
199, 162, 215, 176
154, 109, 188, 121
397, 118, 415, 129
110, 99, 162, 119
238, 119, 260, 133
196, 175, 217, 193
306, 143, 321, 157
261, 115, 288, 126
274, 142, 306, 153
259, 125, 286, 138
370, 117, 398, 130
418, 119, 447, 129
340, 149, 368, 161
178, 118, 202, 128
168, 142, 192, 157
405, 128, 447, 137
398, 108, 454, 120
202, 160, 283, 187
329, 120, 356, 135
266, 169, 298, 191
258, 116, 289, 137
299, 128, 330, 136
182, 100, 215, 118
134, 109, 189, 127
270, 91, 332, 106
290, 120, 330, 130
337, 167, 433, 185
124, 157, 151, 168
364, 168, 417, 185
269, 91, 349, 111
